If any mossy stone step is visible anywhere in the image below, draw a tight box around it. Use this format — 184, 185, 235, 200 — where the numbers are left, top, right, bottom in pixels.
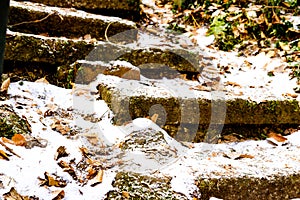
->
9, 0, 136, 41
96, 75, 300, 142
5, 31, 95, 65
13, 0, 140, 20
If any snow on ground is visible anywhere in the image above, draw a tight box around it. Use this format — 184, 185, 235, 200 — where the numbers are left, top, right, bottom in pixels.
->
0, 79, 299, 199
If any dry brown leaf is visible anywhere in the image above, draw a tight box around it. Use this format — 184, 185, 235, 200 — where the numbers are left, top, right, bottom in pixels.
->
3, 187, 27, 200
234, 154, 254, 160
35, 77, 49, 84
86, 167, 97, 180
90, 169, 104, 187
268, 132, 287, 142
54, 146, 69, 160
1, 78, 10, 92
39, 172, 67, 188
79, 147, 89, 157
283, 93, 298, 98
51, 120, 70, 135
86, 135, 99, 146
58, 160, 77, 180
0, 150, 9, 160
225, 81, 242, 87
52, 190, 65, 200
122, 191, 130, 198
12, 134, 27, 146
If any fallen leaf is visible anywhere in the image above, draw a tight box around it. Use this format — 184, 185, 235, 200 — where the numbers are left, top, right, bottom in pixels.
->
0, 78, 10, 92
3, 187, 28, 200
90, 169, 104, 187
225, 81, 242, 87
58, 160, 77, 180
11, 134, 26, 146
35, 77, 49, 84
122, 191, 130, 198
283, 93, 298, 98
234, 154, 254, 160
52, 190, 65, 200
54, 146, 69, 160
39, 172, 67, 188
86, 167, 97, 180
0, 150, 9, 160
268, 132, 287, 143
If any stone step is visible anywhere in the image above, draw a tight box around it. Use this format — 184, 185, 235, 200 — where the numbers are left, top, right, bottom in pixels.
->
13, 0, 140, 20
8, 0, 136, 41
85, 119, 300, 200
96, 74, 300, 142
5, 30, 95, 65
69, 29, 300, 142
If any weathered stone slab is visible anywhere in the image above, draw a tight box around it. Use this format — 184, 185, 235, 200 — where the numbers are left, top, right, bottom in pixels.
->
9, 1, 136, 40
197, 174, 300, 200
96, 75, 300, 141
75, 32, 211, 79
13, 0, 140, 20
4, 30, 95, 65
73, 60, 140, 83
85, 119, 300, 199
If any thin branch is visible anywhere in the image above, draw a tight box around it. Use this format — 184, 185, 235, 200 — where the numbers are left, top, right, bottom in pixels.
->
0, 139, 21, 158
8, 11, 62, 28
104, 22, 114, 42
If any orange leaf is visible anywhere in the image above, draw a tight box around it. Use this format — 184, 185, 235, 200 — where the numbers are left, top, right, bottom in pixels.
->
268, 132, 287, 143
12, 134, 27, 146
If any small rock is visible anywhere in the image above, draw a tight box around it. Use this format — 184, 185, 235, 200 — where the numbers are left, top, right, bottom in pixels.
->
104, 61, 140, 80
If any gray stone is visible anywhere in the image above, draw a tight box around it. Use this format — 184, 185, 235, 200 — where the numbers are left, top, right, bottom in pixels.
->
12, 0, 140, 20
8, 1, 136, 40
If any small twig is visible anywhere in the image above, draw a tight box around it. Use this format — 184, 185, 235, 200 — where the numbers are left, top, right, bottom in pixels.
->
0, 139, 21, 158
8, 11, 61, 28
190, 13, 200, 28
104, 22, 114, 43
263, 5, 297, 11
289, 38, 300, 45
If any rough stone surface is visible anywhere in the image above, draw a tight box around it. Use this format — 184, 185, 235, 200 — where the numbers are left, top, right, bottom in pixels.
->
196, 175, 300, 200
103, 60, 140, 81
97, 75, 300, 141
105, 172, 188, 200
5, 30, 95, 65
73, 60, 140, 83
9, 1, 136, 40
13, 0, 140, 20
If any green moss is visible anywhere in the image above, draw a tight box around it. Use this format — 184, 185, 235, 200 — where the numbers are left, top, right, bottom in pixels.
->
105, 172, 188, 199
0, 105, 31, 139
196, 174, 300, 200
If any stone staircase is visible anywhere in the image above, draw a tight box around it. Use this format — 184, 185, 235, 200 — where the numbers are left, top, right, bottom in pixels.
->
3, 0, 300, 199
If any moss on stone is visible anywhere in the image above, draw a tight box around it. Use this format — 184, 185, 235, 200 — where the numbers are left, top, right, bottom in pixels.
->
0, 105, 31, 139
105, 172, 188, 199
196, 174, 300, 200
